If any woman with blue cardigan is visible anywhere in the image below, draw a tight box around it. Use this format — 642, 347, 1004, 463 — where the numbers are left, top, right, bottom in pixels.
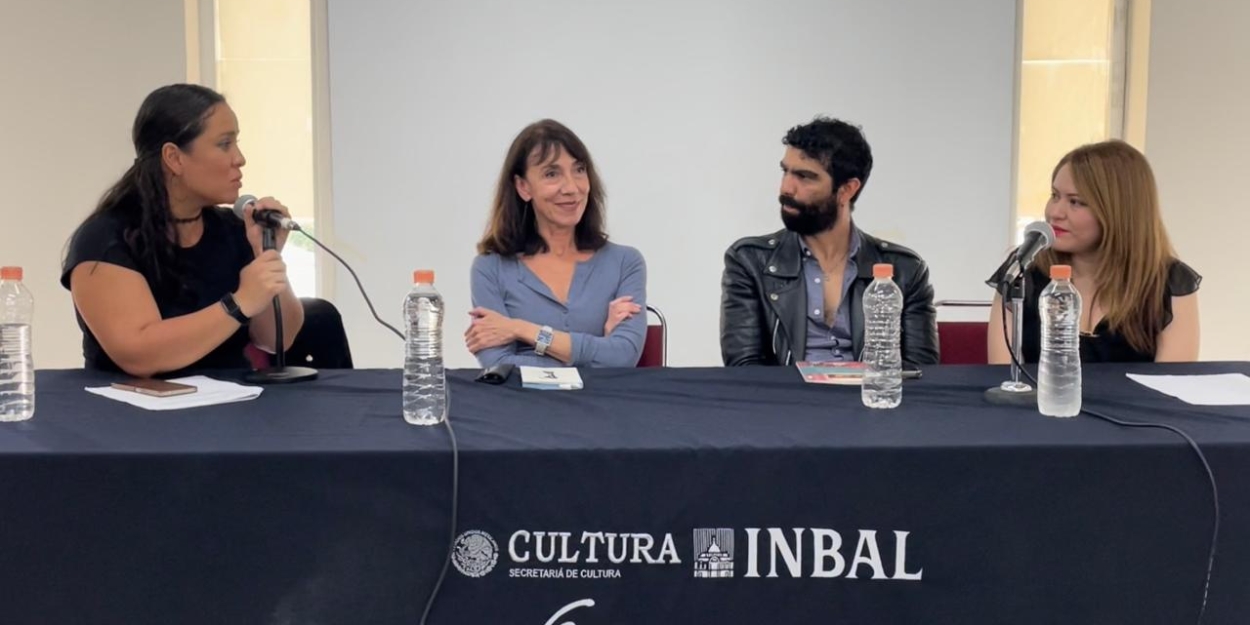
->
466, 119, 647, 368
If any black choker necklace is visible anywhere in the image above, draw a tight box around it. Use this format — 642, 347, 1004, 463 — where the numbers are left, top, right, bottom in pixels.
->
173, 212, 203, 225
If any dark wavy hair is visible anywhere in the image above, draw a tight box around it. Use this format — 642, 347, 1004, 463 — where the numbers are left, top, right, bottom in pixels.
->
477, 119, 608, 256
783, 117, 874, 208
68, 83, 225, 297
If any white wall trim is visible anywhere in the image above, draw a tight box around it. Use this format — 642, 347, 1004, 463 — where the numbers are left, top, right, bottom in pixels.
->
311, 0, 335, 299
1107, 0, 1131, 140
189, 0, 217, 88
1009, 0, 1024, 243
183, 0, 199, 82
1123, 0, 1152, 150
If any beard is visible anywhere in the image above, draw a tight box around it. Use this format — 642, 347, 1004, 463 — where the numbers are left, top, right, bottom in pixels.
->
779, 193, 839, 236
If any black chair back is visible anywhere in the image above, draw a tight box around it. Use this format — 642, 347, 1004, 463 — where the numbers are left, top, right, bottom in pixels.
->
283, 297, 354, 369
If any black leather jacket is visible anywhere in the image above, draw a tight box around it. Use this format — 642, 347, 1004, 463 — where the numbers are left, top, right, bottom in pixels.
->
720, 228, 939, 366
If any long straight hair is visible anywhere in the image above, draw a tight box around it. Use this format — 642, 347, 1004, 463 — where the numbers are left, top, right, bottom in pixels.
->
477, 119, 608, 256
69, 84, 225, 297
1035, 140, 1175, 354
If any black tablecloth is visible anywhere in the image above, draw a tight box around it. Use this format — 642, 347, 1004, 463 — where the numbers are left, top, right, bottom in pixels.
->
1, 363, 1248, 624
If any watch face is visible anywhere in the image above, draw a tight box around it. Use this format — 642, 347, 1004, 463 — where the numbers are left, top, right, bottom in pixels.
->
535, 326, 553, 355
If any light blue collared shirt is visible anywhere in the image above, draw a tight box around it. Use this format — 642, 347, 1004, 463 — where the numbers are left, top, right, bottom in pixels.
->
470, 242, 647, 367
800, 228, 861, 362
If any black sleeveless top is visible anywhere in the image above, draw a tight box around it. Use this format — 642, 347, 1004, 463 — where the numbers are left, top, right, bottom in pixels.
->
986, 259, 1201, 363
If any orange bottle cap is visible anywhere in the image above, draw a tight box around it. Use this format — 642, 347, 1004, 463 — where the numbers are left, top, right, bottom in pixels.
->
413, 269, 435, 284
0, 266, 22, 281
872, 263, 893, 279
1050, 264, 1072, 280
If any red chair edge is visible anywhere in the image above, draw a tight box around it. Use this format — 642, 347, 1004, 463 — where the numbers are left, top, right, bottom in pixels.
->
637, 304, 667, 367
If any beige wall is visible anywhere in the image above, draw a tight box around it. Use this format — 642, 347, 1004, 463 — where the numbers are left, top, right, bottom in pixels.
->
215, 0, 314, 225
1016, 0, 1117, 229
215, 0, 318, 297
0, 1, 186, 368
1146, 0, 1250, 360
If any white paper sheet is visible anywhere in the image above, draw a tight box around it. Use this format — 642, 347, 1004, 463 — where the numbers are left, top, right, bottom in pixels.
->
1125, 373, 1250, 406
85, 375, 263, 411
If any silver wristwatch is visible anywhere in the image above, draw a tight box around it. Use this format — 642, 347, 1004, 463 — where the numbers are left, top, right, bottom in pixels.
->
534, 325, 554, 356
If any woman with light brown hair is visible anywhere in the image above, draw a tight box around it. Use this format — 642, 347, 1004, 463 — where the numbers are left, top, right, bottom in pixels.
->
986, 140, 1200, 363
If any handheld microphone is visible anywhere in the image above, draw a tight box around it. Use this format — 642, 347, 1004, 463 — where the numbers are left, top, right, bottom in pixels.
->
232, 194, 301, 231
999, 221, 1055, 286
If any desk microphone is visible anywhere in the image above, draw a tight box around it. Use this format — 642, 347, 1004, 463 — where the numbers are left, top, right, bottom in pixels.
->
998, 221, 1055, 287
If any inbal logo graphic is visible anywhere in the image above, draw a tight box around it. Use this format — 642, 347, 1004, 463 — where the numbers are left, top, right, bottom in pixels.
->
692, 528, 734, 578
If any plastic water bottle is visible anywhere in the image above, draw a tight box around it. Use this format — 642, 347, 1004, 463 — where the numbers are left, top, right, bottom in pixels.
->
403, 269, 446, 425
0, 266, 35, 422
1038, 264, 1082, 417
861, 263, 903, 409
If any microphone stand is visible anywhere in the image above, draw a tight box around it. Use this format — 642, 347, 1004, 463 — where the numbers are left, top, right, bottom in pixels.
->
984, 258, 1036, 405
244, 225, 318, 384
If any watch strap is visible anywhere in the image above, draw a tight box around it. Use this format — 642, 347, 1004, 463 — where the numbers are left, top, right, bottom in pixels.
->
219, 293, 250, 325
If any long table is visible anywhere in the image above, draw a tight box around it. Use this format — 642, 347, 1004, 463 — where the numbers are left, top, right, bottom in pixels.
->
1, 363, 1248, 624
